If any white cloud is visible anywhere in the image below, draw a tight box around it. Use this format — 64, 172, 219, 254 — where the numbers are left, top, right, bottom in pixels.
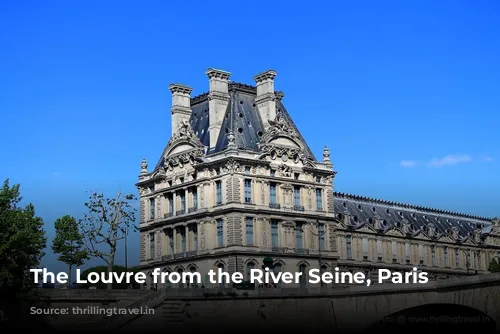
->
427, 154, 471, 167
52, 172, 61, 176
482, 156, 493, 162
400, 160, 417, 168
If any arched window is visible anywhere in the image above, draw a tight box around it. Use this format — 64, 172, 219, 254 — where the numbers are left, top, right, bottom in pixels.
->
273, 263, 282, 288
177, 269, 184, 288
320, 265, 327, 287
246, 262, 255, 281
217, 263, 225, 290
188, 266, 196, 288
299, 264, 307, 288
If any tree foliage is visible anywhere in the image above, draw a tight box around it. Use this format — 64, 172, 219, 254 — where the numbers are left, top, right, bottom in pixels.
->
51, 215, 89, 284
77, 265, 141, 289
78, 191, 137, 289
0, 179, 46, 317
488, 258, 500, 273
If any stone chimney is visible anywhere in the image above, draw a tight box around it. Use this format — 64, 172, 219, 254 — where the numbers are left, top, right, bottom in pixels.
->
206, 68, 231, 149
168, 84, 193, 136
253, 70, 277, 127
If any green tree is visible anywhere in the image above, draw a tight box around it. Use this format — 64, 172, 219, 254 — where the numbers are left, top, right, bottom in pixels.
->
77, 265, 141, 289
0, 179, 46, 317
78, 191, 137, 289
488, 258, 500, 273
51, 215, 89, 285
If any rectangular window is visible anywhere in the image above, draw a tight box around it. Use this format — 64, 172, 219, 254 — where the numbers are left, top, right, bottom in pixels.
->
192, 189, 198, 209
149, 198, 155, 220
456, 249, 460, 267
270, 169, 275, 177
192, 225, 198, 251
377, 239, 382, 260
316, 189, 323, 210
244, 179, 252, 203
466, 249, 471, 266
216, 181, 222, 205
271, 220, 279, 247
168, 194, 173, 214
168, 230, 174, 254
296, 223, 303, 249
270, 183, 277, 204
179, 192, 186, 213
318, 223, 325, 250
180, 228, 186, 253
217, 219, 223, 247
444, 247, 448, 266
293, 187, 301, 206
431, 246, 436, 266
346, 235, 352, 260
392, 241, 397, 262
245, 166, 251, 174
419, 244, 424, 264
149, 232, 155, 259
246, 217, 254, 245
362, 237, 368, 259
405, 241, 410, 261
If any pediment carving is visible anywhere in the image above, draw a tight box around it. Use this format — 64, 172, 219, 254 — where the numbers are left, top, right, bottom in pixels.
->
165, 121, 205, 156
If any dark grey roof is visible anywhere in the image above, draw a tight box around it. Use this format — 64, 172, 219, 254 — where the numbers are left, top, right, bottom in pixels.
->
189, 82, 316, 159
334, 192, 492, 237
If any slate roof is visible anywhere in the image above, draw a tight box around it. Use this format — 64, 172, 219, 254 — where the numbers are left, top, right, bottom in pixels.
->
188, 82, 316, 159
334, 192, 492, 236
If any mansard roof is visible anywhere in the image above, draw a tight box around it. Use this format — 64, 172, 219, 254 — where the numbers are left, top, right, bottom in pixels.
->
334, 192, 492, 238
189, 82, 316, 158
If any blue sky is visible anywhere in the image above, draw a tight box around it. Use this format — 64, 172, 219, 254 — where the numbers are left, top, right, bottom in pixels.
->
1, 0, 498, 274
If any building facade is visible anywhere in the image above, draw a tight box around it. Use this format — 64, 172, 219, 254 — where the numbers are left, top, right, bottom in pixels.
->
136, 69, 500, 290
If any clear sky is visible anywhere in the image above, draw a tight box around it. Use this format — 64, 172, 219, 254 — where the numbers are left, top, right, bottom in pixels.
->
1, 0, 498, 274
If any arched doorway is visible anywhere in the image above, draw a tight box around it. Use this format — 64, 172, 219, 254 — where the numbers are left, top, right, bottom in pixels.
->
365, 304, 496, 333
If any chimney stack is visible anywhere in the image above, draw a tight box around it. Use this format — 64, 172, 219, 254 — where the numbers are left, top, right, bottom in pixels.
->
253, 70, 277, 127
206, 68, 231, 149
168, 84, 193, 136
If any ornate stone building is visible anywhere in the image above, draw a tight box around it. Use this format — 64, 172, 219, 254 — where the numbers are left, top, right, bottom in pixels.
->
136, 69, 500, 289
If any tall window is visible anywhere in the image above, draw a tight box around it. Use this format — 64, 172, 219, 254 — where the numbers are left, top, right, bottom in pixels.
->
246, 262, 254, 281
168, 194, 173, 214
346, 235, 352, 260
405, 241, 411, 263
179, 192, 186, 213
192, 189, 198, 209
149, 198, 155, 220
180, 228, 186, 253
273, 264, 282, 287
377, 239, 382, 261
456, 249, 460, 267
466, 249, 471, 266
444, 247, 448, 266
216, 181, 222, 205
246, 217, 254, 245
168, 230, 174, 254
244, 179, 252, 203
192, 225, 198, 251
270, 183, 277, 205
362, 237, 368, 260
293, 186, 301, 206
316, 189, 323, 210
217, 219, 223, 247
296, 223, 303, 249
271, 220, 279, 247
149, 232, 155, 259
419, 244, 424, 264
318, 223, 325, 250
392, 241, 397, 262
431, 246, 436, 266
299, 264, 307, 288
